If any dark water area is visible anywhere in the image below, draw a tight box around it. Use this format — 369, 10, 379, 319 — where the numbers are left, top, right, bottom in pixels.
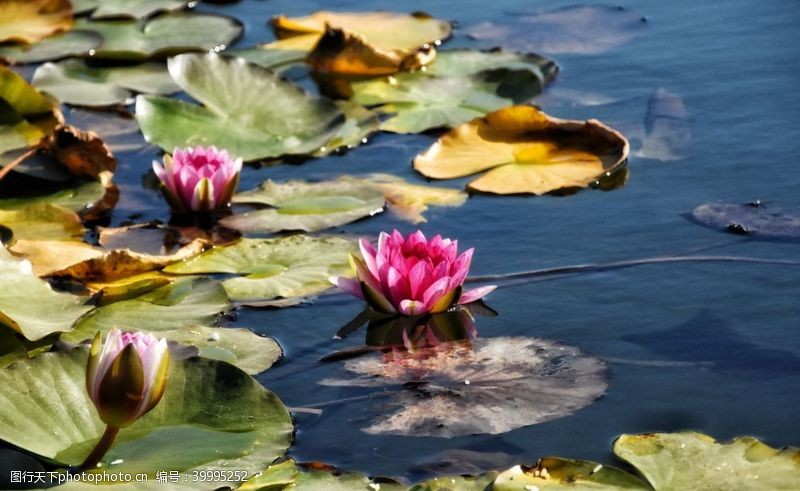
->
53, 0, 800, 481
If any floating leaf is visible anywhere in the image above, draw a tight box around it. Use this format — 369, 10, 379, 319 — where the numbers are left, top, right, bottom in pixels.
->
636, 88, 690, 161
86, 271, 175, 302
163, 235, 353, 305
241, 460, 406, 491
493, 459, 649, 490
271, 11, 452, 76
136, 53, 347, 161
350, 49, 557, 133
338, 173, 467, 223
467, 5, 647, 55
73, 12, 242, 60
0, 348, 293, 486
0, 30, 102, 64
222, 179, 385, 233
230, 35, 317, 71
317, 100, 380, 156
0, 245, 91, 341
0, 0, 73, 44
411, 473, 499, 491
33, 59, 180, 107
413, 105, 629, 195
76, 0, 190, 20
0, 180, 105, 213
0, 203, 84, 241
320, 337, 608, 437
62, 277, 229, 343
8, 239, 102, 276
692, 202, 800, 240
613, 432, 800, 490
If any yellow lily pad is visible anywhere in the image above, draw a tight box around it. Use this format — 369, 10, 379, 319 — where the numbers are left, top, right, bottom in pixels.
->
0, 0, 73, 44
271, 11, 452, 75
0, 203, 84, 242
413, 105, 629, 195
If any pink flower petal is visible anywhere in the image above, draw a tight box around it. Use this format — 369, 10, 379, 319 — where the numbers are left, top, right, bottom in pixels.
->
330, 276, 363, 299
459, 285, 497, 304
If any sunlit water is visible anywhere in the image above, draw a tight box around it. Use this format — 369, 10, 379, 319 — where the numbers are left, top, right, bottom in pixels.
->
48, 0, 800, 481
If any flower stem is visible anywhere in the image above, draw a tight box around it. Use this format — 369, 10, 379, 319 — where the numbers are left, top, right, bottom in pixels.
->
80, 425, 120, 471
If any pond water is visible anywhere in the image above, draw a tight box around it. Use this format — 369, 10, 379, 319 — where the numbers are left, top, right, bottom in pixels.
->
43, 0, 800, 482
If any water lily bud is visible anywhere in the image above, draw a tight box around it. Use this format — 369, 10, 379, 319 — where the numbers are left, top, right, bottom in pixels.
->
331, 230, 496, 316
152, 145, 242, 212
86, 329, 170, 428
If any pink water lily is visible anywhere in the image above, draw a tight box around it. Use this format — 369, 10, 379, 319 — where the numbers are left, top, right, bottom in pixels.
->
152, 145, 242, 212
331, 230, 496, 316
86, 329, 170, 429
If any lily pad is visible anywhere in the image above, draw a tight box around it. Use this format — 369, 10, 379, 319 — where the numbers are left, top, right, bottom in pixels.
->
0, 30, 102, 64
349, 49, 556, 133
221, 179, 385, 233
163, 235, 353, 305
73, 12, 242, 60
493, 459, 649, 490
0, 0, 73, 44
0, 245, 92, 341
613, 432, 800, 490
0, 348, 293, 486
338, 174, 467, 223
136, 53, 347, 161
240, 460, 404, 491
33, 59, 180, 107
0, 181, 106, 213
0, 203, 84, 241
320, 336, 608, 437
467, 5, 647, 55
271, 11, 452, 76
86, 271, 175, 303
62, 277, 229, 343
413, 105, 629, 195
230, 35, 317, 71
692, 202, 800, 240
76, 0, 190, 19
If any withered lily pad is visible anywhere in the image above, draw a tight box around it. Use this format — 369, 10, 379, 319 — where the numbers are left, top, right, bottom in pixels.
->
467, 5, 647, 55
222, 179, 385, 233
0, 245, 91, 341
62, 276, 229, 343
493, 459, 649, 490
163, 235, 353, 305
73, 12, 242, 60
76, 0, 191, 19
0, 30, 102, 64
271, 11, 452, 76
413, 105, 629, 195
320, 336, 608, 437
0, 0, 73, 44
692, 202, 800, 240
0, 348, 293, 487
338, 173, 468, 223
350, 49, 557, 134
136, 53, 348, 161
613, 432, 800, 490
33, 59, 180, 107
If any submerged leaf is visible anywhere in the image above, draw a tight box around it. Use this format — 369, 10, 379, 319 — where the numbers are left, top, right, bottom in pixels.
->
636, 88, 690, 161
467, 5, 647, 55
164, 235, 353, 305
0, 245, 91, 341
271, 11, 452, 75
136, 53, 346, 161
73, 12, 242, 60
0, 348, 293, 486
413, 105, 629, 195
692, 202, 800, 240
223, 179, 385, 233
0, 0, 73, 44
613, 432, 800, 490
33, 59, 180, 107
320, 336, 608, 437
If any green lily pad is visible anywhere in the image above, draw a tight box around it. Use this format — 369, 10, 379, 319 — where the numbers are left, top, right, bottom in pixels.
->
0, 245, 92, 341
33, 59, 180, 107
240, 460, 405, 491
0, 30, 102, 64
238, 459, 299, 491
73, 13, 242, 60
136, 53, 347, 161
221, 179, 385, 233
0, 348, 293, 487
493, 459, 649, 490
229, 36, 314, 71
411, 473, 499, 491
350, 49, 557, 134
0, 203, 85, 241
163, 236, 353, 305
62, 277, 229, 344
613, 432, 800, 490
159, 325, 282, 375
76, 0, 190, 19
316, 100, 380, 157
0, 181, 106, 212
